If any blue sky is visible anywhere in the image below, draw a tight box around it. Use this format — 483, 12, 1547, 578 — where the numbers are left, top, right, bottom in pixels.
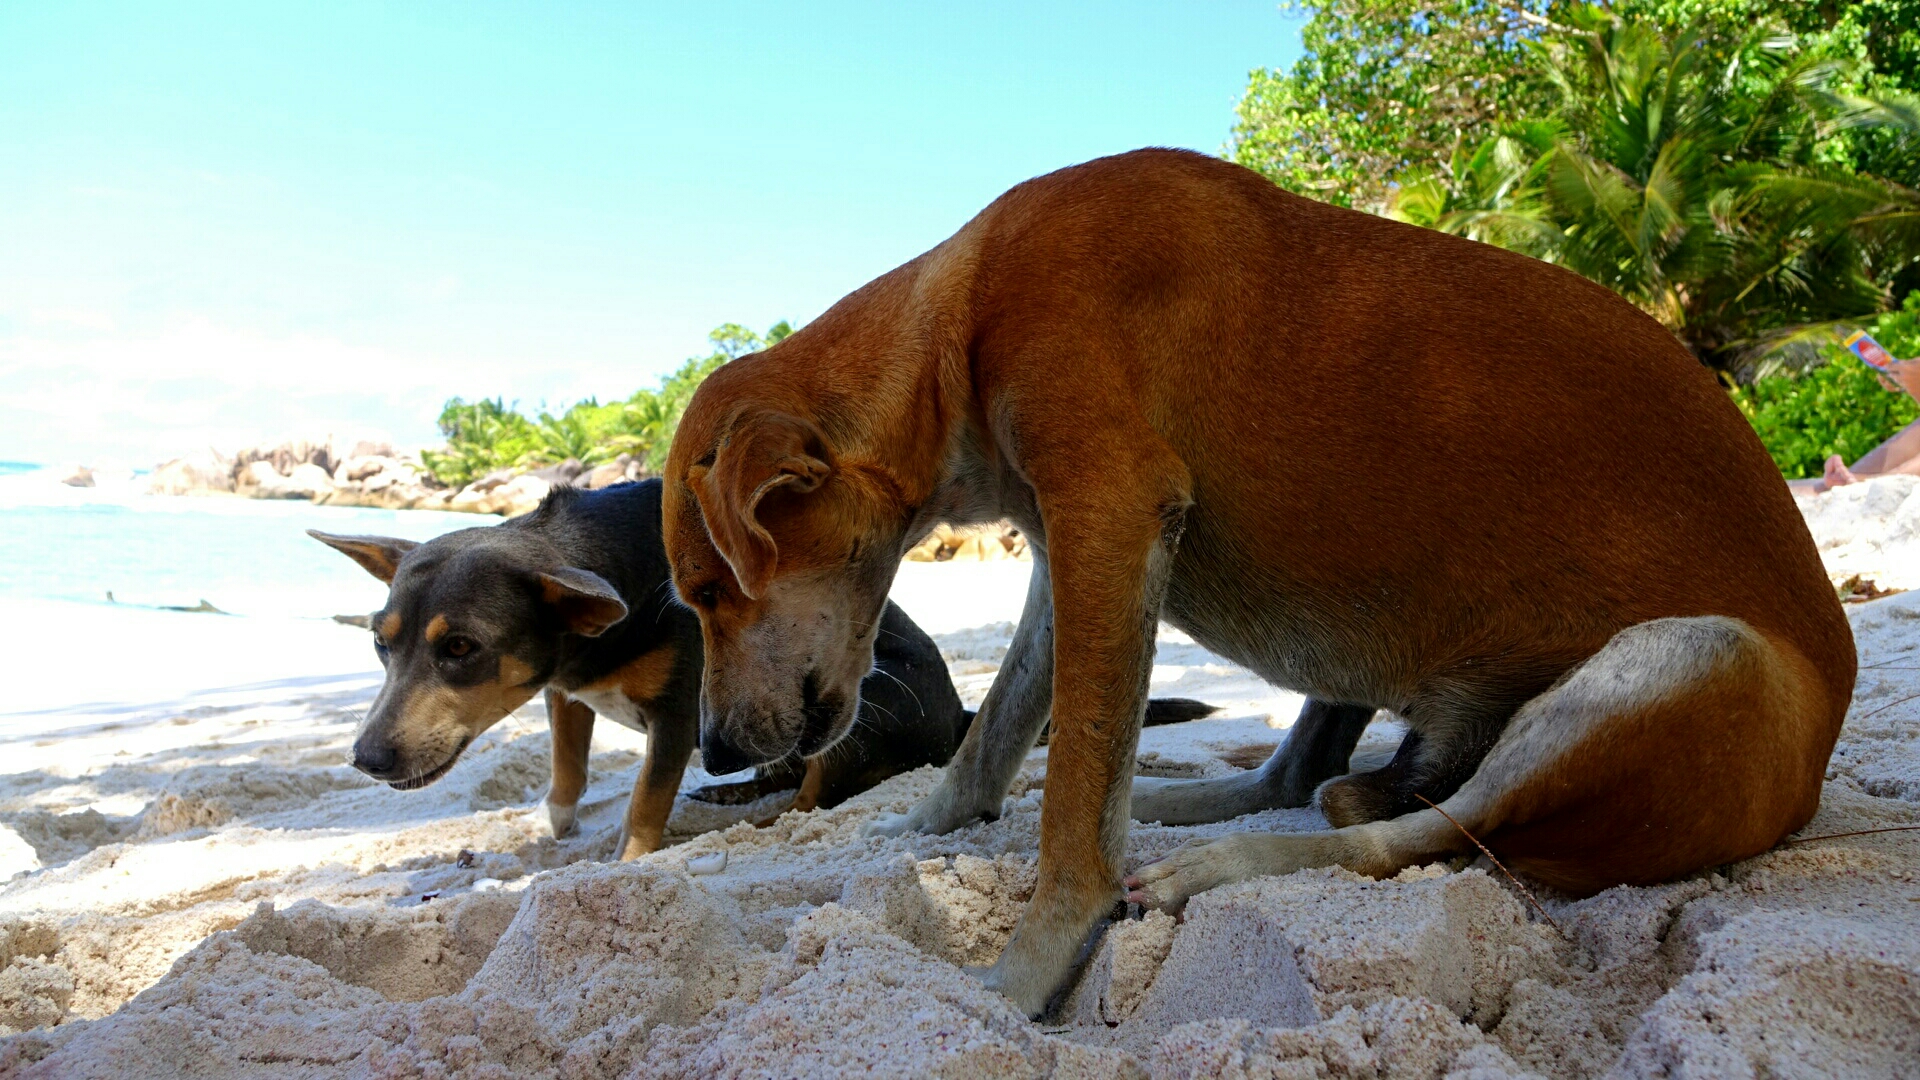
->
0, 2, 1302, 466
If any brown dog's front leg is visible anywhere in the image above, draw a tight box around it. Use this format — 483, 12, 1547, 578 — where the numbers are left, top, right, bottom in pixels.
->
616, 708, 697, 861
543, 688, 595, 839
865, 557, 1057, 838
1131, 699, 1377, 825
986, 495, 1183, 1018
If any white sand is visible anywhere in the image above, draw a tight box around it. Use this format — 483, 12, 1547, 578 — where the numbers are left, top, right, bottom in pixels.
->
1, 485, 1917, 1078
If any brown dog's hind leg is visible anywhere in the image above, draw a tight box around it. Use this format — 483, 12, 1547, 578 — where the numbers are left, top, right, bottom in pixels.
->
1128, 616, 1835, 909
616, 708, 698, 861
1132, 700, 1376, 825
543, 689, 595, 839
1315, 729, 1418, 828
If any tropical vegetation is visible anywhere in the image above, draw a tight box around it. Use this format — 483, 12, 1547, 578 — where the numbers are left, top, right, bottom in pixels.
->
1733, 291, 1920, 477
419, 321, 791, 487
1235, 0, 1920, 468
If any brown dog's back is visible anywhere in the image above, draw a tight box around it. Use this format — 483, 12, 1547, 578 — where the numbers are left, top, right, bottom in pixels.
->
956, 150, 1851, 742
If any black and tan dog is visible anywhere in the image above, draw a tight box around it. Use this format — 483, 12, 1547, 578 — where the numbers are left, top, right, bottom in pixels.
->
313, 480, 1212, 860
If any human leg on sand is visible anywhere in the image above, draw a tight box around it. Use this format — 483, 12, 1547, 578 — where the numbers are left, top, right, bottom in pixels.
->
1791, 417, 1920, 495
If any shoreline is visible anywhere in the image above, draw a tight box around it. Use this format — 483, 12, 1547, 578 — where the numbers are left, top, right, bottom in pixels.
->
23, 445, 1036, 560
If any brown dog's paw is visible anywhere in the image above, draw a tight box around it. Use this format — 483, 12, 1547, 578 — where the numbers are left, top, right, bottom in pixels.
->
1316, 773, 1402, 829
1124, 839, 1242, 912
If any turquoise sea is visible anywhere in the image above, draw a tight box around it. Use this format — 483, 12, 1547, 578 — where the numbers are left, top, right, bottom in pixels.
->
0, 462, 502, 715
0, 461, 491, 619
0, 462, 1040, 717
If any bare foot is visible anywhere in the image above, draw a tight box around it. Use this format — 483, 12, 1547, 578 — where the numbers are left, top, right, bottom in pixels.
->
1819, 454, 1860, 492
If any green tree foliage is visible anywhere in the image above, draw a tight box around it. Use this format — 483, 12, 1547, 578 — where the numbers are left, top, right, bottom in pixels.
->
1529, 11, 1910, 368
419, 321, 793, 487
1240, 0, 1919, 204
419, 398, 541, 488
1233, 0, 1557, 212
1252, 1, 1920, 375
1732, 291, 1920, 477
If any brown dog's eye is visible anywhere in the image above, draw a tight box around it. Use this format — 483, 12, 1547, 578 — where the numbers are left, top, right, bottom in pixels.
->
694, 584, 720, 609
444, 636, 474, 658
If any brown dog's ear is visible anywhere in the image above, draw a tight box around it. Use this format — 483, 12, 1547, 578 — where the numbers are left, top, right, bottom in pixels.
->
308, 531, 420, 584
538, 567, 630, 637
688, 412, 832, 599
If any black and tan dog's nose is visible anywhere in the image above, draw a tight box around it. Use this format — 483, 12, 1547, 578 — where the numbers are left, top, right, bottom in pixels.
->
351, 738, 400, 779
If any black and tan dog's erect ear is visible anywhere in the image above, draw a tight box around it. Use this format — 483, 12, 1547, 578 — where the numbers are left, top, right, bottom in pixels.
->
538, 567, 630, 637
687, 412, 832, 599
308, 531, 421, 584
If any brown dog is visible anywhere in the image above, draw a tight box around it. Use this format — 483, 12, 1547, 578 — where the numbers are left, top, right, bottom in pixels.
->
659, 148, 1854, 1016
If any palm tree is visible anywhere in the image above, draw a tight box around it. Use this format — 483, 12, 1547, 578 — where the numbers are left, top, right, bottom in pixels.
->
1524, 9, 1920, 374
1390, 10, 1920, 377
1388, 121, 1561, 252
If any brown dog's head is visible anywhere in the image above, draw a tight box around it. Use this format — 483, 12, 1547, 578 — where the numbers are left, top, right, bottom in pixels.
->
310, 527, 627, 789
663, 367, 909, 775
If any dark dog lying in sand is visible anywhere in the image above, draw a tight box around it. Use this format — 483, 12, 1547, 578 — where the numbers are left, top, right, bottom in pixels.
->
313, 480, 1213, 859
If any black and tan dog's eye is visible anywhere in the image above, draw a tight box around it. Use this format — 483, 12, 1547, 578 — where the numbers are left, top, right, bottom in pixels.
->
443, 636, 475, 659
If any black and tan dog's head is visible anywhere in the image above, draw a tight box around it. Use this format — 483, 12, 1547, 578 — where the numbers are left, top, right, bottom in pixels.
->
310, 527, 627, 789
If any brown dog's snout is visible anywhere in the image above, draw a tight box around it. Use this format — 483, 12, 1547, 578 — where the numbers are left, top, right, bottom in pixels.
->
795, 671, 847, 757
698, 685, 806, 775
698, 667, 853, 775
698, 724, 760, 777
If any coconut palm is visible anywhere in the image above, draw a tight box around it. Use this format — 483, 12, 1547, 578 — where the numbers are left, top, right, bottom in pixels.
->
1524, 8, 1920, 373
1388, 121, 1561, 252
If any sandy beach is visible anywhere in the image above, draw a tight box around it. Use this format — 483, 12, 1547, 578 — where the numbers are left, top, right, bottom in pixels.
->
0, 482, 1916, 1078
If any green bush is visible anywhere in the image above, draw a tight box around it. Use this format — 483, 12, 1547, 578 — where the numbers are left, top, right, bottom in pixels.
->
1731, 293, 1920, 478
419, 320, 792, 487
420, 398, 542, 488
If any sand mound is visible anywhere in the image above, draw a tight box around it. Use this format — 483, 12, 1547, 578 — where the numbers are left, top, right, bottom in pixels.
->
1799, 474, 1920, 590
1, 480, 1918, 1076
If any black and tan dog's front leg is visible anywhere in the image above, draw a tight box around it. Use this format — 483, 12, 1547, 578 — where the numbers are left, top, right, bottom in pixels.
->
988, 482, 1187, 1018
543, 688, 596, 839
615, 705, 698, 861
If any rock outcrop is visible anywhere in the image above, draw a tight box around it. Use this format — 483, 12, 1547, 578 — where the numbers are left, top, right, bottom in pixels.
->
145, 439, 1023, 535
146, 441, 655, 519
146, 451, 237, 496
906, 523, 1031, 562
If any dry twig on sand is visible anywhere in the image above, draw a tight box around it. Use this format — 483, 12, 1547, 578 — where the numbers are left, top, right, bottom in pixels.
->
1416, 794, 1563, 937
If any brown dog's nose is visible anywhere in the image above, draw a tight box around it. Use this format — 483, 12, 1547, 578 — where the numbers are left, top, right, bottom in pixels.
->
351, 738, 399, 779
699, 728, 758, 777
